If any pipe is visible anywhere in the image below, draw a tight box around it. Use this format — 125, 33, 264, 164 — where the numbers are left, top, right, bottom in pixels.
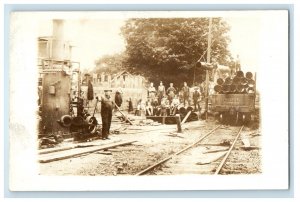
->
187, 112, 200, 122
222, 85, 230, 93
217, 78, 224, 85
240, 77, 248, 85
187, 106, 194, 112
232, 76, 240, 84
60, 115, 72, 127
214, 85, 222, 93
236, 85, 245, 93
247, 87, 255, 93
247, 79, 255, 88
245, 72, 253, 79
236, 70, 244, 77
224, 77, 232, 85
179, 107, 186, 115
230, 85, 237, 93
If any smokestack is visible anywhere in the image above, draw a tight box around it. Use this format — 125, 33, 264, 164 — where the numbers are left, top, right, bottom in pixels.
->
52, 19, 65, 60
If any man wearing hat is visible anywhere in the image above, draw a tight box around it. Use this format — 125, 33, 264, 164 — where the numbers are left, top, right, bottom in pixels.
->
193, 87, 201, 112
99, 89, 115, 140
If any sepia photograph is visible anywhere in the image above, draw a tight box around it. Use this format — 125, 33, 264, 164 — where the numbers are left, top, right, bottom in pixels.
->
9, 10, 289, 191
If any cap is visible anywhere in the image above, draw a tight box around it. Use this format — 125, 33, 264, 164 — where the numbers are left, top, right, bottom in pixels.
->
104, 89, 112, 92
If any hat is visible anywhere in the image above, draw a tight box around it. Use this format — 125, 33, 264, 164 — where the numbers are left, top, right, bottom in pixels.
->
104, 89, 112, 92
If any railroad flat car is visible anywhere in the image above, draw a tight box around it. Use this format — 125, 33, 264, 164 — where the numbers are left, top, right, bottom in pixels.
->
210, 68, 257, 125
211, 93, 255, 125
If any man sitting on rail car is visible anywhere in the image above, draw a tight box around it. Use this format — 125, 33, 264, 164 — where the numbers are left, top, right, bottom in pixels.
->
160, 96, 169, 116
135, 99, 146, 116
170, 95, 180, 115
152, 97, 160, 116
145, 97, 154, 116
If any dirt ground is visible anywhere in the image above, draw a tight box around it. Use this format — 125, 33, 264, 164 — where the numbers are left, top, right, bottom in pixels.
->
39, 112, 261, 176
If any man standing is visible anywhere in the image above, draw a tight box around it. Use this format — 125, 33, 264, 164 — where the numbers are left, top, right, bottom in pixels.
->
157, 81, 166, 105
167, 83, 176, 104
148, 82, 156, 102
193, 87, 201, 112
99, 90, 114, 140
114, 88, 123, 109
182, 82, 190, 107
87, 80, 94, 109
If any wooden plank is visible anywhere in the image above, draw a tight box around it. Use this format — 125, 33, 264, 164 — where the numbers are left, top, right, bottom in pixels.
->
241, 137, 251, 147
175, 114, 182, 133
196, 151, 227, 165
39, 146, 75, 155
38, 140, 136, 163
181, 111, 192, 124
115, 104, 133, 125
203, 148, 229, 154
38, 140, 121, 155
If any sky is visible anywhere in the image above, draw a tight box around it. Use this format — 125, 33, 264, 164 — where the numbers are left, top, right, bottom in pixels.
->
226, 16, 261, 72
39, 19, 126, 70
39, 16, 261, 72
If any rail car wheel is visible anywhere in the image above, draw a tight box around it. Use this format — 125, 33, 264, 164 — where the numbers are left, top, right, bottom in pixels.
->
236, 112, 244, 126
219, 113, 225, 124
235, 112, 240, 125
243, 113, 251, 124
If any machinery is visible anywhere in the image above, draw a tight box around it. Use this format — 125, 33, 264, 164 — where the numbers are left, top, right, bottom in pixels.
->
58, 96, 100, 141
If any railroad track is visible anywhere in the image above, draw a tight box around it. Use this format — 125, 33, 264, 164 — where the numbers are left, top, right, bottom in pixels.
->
135, 125, 245, 175
39, 122, 257, 176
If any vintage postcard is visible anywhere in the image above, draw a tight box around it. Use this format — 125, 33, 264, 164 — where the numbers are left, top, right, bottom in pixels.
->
9, 11, 289, 191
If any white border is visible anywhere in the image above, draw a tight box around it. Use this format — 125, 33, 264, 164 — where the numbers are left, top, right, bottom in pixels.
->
8, 10, 289, 191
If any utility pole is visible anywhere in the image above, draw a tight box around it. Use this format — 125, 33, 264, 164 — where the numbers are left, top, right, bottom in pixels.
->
205, 17, 212, 120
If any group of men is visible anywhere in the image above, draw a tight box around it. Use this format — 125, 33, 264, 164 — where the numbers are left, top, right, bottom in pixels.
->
144, 81, 202, 116
96, 81, 202, 140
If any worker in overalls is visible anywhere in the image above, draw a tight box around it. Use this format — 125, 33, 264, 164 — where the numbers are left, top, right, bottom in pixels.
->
99, 89, 115, 140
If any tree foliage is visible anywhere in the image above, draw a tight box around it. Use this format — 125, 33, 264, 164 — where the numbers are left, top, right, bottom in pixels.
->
94, 53, 126, 74
121, 18, 233, 86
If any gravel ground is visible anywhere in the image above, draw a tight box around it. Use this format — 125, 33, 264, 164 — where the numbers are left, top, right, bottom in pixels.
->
39, 115, 261, 176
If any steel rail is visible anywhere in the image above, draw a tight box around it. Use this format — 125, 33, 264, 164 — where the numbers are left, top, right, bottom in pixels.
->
214, 125, 244, 175
135, 125, 221, 176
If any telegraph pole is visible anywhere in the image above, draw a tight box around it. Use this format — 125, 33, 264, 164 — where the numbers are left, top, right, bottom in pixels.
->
205, 17, 212, 120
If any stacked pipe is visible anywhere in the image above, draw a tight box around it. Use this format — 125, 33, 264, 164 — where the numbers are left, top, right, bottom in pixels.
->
214, 71, 255, 94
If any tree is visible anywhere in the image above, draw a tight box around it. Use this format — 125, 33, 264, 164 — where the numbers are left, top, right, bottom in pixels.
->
94, 53, 126, 74
121, 18, 233, 86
